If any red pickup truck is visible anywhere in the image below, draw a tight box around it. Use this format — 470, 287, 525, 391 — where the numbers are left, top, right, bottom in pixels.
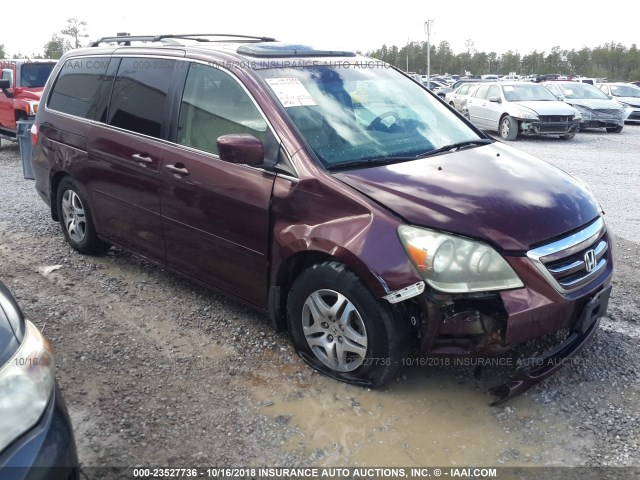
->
0, 59, 57, 140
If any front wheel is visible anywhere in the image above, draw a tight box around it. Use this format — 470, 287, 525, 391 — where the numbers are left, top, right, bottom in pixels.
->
57, 177, 109, 254
499, 115, 518, 141
606, 125, 623, 133
287, 261, 405, 388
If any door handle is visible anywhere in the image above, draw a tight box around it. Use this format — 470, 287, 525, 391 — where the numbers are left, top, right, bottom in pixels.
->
132, 153, 153, 164
165, 164, 190, 177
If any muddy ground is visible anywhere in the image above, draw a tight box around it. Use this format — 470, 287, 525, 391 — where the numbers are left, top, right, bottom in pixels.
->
0, 128, 638, 476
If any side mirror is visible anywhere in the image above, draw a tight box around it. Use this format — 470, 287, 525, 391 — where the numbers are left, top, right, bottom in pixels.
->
488, 96, 501, 103
1, 69, 14, 89
217, 134, 264, 166
556, 94, 565, 101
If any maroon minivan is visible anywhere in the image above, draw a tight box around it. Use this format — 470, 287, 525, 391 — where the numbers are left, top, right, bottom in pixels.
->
31, 34, 613, 403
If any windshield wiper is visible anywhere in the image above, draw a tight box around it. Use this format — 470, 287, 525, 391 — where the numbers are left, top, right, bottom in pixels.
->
417, 139, 492, 158
329, 156, 417, 171
328, 139, 492, 171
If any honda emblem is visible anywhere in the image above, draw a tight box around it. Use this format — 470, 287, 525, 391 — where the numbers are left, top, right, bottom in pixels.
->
584, 249, 597, 272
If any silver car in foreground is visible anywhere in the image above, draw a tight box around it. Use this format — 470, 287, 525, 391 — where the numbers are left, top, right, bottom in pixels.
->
465, 82, 580, 140
544, 81, 626, 132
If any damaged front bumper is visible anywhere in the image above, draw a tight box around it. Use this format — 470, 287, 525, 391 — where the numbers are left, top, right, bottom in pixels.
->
519, 118, 580, 136
489, 284, 611, 405
579, 108, 625, 129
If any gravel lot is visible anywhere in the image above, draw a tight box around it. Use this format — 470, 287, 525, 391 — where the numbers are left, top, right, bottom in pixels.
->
0, 126, 638, 475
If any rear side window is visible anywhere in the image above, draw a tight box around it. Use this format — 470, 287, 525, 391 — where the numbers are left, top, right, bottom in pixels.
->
107, 58, 176, 138
48, 57, 110, 119
487, 85, 500, 99
474, 85, 490, 99
177, 63, 267, 155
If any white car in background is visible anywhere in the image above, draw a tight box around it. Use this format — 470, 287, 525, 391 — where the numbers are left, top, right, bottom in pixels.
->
544, 81, 626, 132
598, 82, 640, 123
465, 82, 581, 140
444, 82, 480, 113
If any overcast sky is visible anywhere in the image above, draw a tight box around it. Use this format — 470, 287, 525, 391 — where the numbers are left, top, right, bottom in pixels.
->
2, 1, 637, 60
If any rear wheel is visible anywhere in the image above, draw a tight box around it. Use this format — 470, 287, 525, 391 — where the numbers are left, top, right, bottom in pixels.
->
287, 261, 405, 388
606, 125, 623, 133
57, 177, 109, 254
499, 115, 518, 141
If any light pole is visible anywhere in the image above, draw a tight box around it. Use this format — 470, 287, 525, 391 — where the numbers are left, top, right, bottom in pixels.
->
424, 19, 434, 84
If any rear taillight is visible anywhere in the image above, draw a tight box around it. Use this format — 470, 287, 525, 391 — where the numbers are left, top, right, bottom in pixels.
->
31, 123, 38, 146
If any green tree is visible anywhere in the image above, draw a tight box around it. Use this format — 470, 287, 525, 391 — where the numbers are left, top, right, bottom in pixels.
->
44, 34, 68, 59
500, 51, 521, 74
521, 50, 545, 75
61, 18, 88, 49
487, 52, 498, 74
435, 41, 453, 74
566, 48, 591, 76
0, 44, 6, 58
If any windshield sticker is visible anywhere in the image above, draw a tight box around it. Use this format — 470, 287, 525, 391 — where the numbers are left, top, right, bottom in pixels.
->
503, 86, 514, 91
564, 89, 574, 95
265, 78, 317, 107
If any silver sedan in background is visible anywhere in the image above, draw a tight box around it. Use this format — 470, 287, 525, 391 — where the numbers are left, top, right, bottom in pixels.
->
544, 81, 626, 132
597, 82, 640, 123
444, 82, 479, 113
465, 82, 580, 141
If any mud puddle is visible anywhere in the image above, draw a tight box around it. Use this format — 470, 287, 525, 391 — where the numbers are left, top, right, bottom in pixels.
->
251, 362, 593, 466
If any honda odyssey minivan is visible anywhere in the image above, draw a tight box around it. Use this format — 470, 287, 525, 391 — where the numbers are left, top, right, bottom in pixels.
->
31, 34, 613, 404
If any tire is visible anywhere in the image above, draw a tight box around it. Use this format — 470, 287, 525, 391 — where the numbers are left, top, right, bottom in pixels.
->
57, 177, 109, 254
499, 115, 518, 141
559, 132, 576, 140
449, 101, 455, 108
606, 125, 623, 133
287, 261, 405, 388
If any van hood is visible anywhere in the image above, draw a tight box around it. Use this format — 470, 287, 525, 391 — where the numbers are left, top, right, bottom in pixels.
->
513, 100, 576, 116
334, 142, 601, 251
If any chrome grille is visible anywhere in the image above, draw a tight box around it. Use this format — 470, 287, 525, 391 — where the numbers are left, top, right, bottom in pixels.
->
527, 218, 608, 294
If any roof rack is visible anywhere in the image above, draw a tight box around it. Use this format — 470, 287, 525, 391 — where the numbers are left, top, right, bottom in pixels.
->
89, 33, 277, 47
237, 44, 356, 58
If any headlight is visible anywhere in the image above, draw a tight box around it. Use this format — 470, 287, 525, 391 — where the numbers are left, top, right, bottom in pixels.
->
26, 101, 39, 116
0, 321, 55, 452
513, 109, 539, 120
398, 226, 524, 293
571, 105, 588, 118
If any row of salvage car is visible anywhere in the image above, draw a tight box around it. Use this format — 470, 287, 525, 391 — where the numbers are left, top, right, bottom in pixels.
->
444, 80, 640, 140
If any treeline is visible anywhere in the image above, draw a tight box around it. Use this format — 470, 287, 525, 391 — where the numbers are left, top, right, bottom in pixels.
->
365, 40, 640, 81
